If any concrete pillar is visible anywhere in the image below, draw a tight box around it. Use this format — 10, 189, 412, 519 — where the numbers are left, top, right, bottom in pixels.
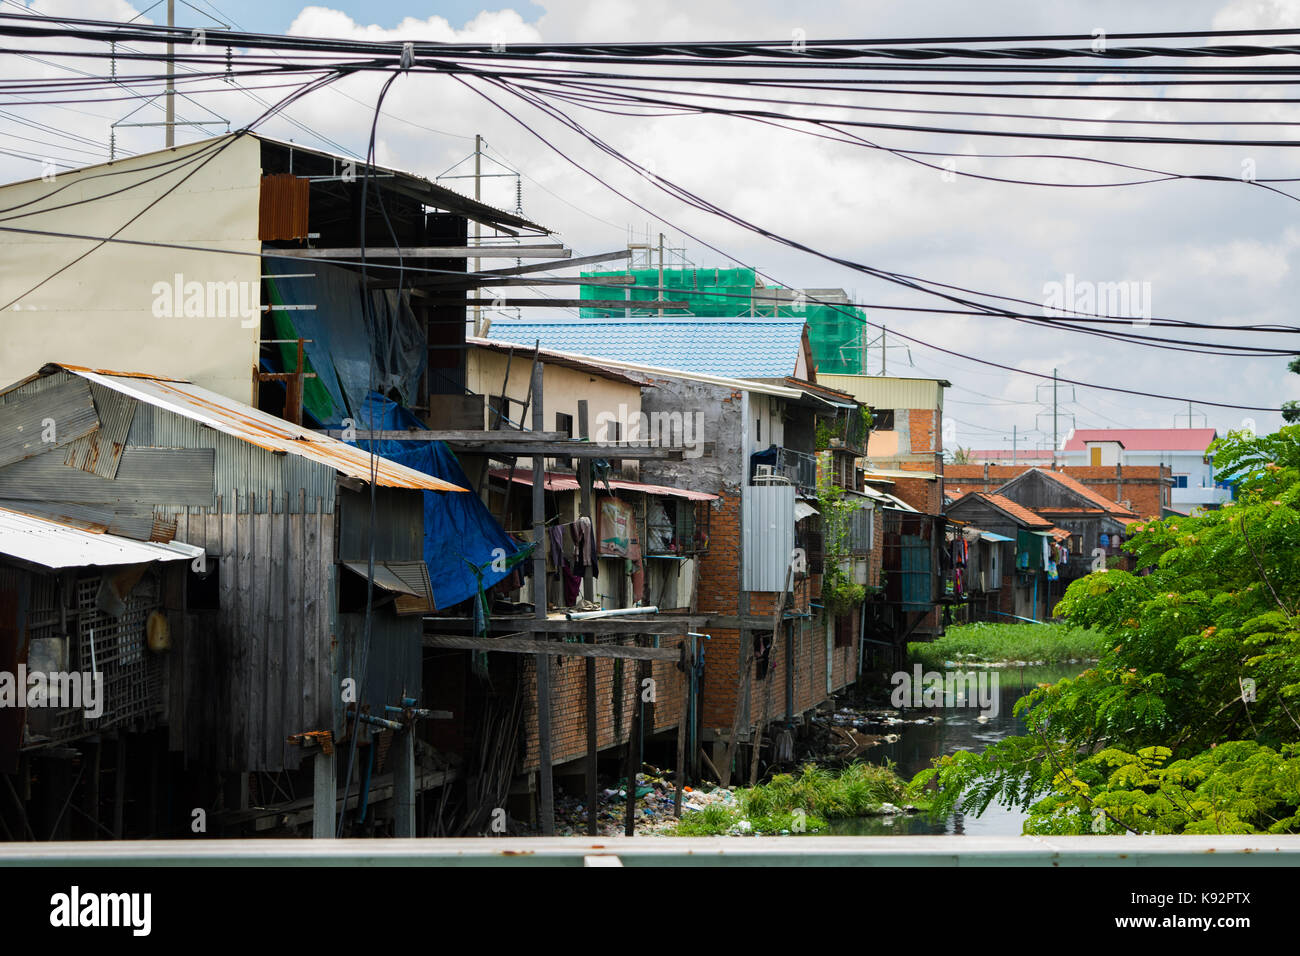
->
312, 749, 335, 839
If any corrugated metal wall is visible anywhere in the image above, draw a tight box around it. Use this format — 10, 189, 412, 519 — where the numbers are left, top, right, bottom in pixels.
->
819, 374, 945, 411
335, 486, 425, 730
129, 400, 337, 513
743, 485, 796, 591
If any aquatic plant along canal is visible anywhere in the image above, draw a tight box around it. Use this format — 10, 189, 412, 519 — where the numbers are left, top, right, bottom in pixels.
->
837, 663, 1084, 836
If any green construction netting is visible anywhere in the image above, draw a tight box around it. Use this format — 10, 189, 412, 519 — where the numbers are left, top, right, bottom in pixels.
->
579, 266, 869, 374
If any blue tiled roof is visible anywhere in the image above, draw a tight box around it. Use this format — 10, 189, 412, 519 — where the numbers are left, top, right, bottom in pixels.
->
485, 318, 805, 378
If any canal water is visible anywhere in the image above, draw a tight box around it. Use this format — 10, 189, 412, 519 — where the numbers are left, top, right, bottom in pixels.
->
832, 663, 1082, 836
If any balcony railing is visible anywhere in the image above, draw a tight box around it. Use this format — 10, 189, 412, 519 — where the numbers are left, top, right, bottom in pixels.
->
776, 447, 818, 495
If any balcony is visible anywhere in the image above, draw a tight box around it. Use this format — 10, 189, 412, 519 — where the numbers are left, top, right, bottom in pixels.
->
752, 446, 818, 496
1171, 485, 1233, 507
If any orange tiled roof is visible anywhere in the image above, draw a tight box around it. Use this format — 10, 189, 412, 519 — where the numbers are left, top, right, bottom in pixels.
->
1035, 469, 1137, 518
978, 493, 1053, 528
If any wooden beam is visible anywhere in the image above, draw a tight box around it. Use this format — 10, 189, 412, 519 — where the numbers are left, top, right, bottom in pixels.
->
463, 444, 683, 459
405, 276, 636, 291
423, 298, 691, 310
270, 246, 571, 259
419, 249, 633, 286
317, 429, 568, 442
423, 634, 680, 661
425, 616, 707, 635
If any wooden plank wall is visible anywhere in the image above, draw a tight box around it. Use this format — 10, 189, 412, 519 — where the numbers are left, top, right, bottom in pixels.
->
173, 489, 334, 773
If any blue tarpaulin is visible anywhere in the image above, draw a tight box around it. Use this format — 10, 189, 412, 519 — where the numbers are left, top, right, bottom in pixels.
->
264, 259, 426, 424
351, 394, 524, 610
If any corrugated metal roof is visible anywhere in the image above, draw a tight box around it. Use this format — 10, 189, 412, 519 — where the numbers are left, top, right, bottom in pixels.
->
62, 381, 135, 479
1063, 428, 1217, 452
0, 504, 203, 569
486, 317, 807, 378
479, 337, 805, 400
34, 366, 466, 493
818, 374, 950, 411
489, 469, 718, 502
864, 468, 939, 481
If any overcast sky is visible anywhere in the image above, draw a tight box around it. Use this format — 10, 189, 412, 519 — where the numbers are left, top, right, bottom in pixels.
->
3, 0, 1299, 453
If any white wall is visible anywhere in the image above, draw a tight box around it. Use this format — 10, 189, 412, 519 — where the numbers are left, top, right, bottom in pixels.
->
0, 135, 263, 402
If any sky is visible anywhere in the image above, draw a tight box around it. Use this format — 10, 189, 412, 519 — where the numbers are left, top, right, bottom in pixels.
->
2, 0, 1299, 454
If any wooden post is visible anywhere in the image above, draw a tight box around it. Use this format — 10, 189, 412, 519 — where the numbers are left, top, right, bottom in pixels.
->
312, 748, 335, 839
531, 361, 555, 835
84, 737, 101, 839
623, 650, 645, 837
674, 634, 691, 817
578, 400, 599, 837
112, 733, 126, 839
393, 729, 415, 838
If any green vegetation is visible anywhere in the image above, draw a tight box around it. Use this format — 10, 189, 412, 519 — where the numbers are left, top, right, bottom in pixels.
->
908, 621, 1105, 668
818, 472, 869, 615
912, 424, 1300, 835
671, 761, 913, 836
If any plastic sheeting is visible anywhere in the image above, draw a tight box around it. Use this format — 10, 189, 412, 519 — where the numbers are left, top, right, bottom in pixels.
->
351, 394, 524, 610
264, 259, 426, 425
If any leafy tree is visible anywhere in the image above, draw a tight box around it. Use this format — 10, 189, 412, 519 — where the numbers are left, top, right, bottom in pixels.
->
1284, 357, 1300, 424
912, 424, 1300, 833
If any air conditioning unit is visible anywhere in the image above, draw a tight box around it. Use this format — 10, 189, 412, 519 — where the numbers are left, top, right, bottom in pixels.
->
752, 464, 791, 486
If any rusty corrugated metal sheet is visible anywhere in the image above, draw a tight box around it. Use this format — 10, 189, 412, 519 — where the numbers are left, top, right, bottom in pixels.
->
258, 173, 311, 241
0, 377, 99, 468
0, 500, 177, 542
62, 381, 135, 478
0, 446, 215, 506
57, 365, 465, 492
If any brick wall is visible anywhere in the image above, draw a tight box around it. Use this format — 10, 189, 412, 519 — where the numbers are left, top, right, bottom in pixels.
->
890, 473, 940, 515
946, 463, 1170, 519
908, 407, 939, 456
519, 632, 688, 772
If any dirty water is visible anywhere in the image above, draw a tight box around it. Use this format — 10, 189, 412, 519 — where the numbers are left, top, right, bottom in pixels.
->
828, 663, 1082, 836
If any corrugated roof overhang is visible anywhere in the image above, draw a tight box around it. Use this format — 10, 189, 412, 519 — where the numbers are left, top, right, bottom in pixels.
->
0, 505, 203, 569
9, 365, 466, 494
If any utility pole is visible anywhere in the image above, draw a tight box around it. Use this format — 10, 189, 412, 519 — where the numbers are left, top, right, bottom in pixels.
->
1052, 366, 1059, 468
1187, 401, 1193, 428
472, 134, 482, 336
165, 0, 175, 147
881, 324, 887, 376
1012, 425, 1017, 466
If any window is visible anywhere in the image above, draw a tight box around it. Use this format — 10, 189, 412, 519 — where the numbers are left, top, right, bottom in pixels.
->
753, 631, 773, 680
1173, 474, 1189, 489
556, 412, 574, 468
755, 416, 762, 444
870, 408, 895, 431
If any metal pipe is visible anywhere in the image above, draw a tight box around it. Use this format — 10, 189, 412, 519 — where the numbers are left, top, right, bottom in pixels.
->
566, 605, 660, 621
357, 713, 404, 732
357, 745, 374, 824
